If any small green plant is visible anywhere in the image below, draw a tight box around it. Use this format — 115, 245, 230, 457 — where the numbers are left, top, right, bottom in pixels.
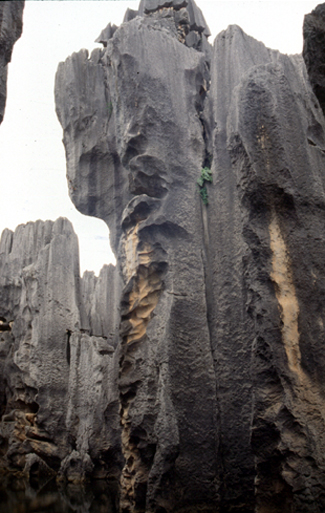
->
197, 167, 212, 205
199, 186, 209, 205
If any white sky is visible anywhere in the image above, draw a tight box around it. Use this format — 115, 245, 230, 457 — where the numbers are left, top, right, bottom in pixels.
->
0, 0, 320, 274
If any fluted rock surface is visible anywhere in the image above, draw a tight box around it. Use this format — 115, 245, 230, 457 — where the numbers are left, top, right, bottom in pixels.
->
51, 0, 325, 511
0, 218, 121, 482
0, 1, 24, 124
82, 264, 120, 343
207, 24, 325, 512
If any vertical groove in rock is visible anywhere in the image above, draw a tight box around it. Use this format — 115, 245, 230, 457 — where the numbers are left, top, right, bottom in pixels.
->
204, 25, 281, 509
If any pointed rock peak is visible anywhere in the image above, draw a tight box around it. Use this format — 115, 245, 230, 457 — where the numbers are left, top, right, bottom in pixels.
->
0, 228, 13, 255
95, 22, 118, 46
123, 8, 139, 23
186, 0, 210, 36
53, 217, 76, 237
138, 0, 188, 13
137, 0, 210, 36
216, 24, 257, 45
224, 24, 245, 35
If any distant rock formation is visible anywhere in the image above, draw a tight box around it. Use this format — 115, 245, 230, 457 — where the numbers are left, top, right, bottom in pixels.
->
0, 1, 24, 124
0, 218, 121, 482
2, 0, 325, 511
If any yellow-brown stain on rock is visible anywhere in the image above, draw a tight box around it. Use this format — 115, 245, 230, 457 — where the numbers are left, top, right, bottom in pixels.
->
255, 126, 325, 512
120, 411, 149, 513
257, 123, 303, 381
268, 212, 325, 407
269, 212, 302, 376
123, 224, 141, 282
119, 222, 165, 511
128, 266, 162, 344
122, 224, 163, 345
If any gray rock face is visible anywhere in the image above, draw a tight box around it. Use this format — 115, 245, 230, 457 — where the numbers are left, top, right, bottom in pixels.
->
0, 1, 24, 124
55, 47, 129, 254
95, 23, 118, 47
107, 15, 217, 513
54, 0, 325, 510
81, 264, 120, 343
56, 4, 216, 510
206, 24, 325, 512
0, 0, 320, 510
138, 0, 210, 33
0, 218, 121, 482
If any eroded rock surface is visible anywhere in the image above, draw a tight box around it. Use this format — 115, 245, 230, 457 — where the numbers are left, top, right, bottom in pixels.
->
0, 218, 121, 483
207, 23, 325, 512
82, 264, 120, 342
56, 3, 217, 510
54, 0, 325, 510
0, 0, 324, 511
0, 1, 24, 124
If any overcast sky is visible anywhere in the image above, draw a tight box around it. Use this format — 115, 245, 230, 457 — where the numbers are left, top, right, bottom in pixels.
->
0, 0, 320, 274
